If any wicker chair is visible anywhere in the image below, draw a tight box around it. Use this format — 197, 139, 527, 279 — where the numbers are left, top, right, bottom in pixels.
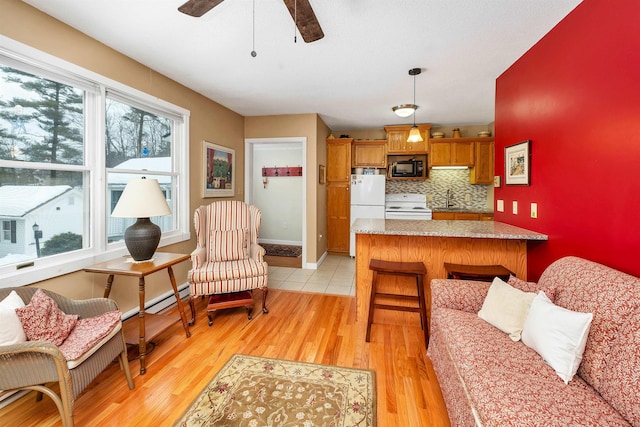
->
188, 201, 269, 325
0, 287, 134, 427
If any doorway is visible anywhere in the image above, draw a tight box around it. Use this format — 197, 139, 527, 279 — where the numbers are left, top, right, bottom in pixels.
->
244, 137, 306, 267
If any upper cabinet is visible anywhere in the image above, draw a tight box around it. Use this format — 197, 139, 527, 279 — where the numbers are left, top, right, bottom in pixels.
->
428, 138, 475, 167
351, 140, 387, 168
326, 138, 353, 181
385, 125, 431, 154
470, 139, 495, 184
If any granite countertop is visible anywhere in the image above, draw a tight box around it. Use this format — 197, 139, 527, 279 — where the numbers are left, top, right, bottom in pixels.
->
351, 218, 548, 240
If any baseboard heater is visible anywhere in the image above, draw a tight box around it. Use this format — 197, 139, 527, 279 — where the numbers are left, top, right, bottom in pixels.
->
121, 282, 191, 321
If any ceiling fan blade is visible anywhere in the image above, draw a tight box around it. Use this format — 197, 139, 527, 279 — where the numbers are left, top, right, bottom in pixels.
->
282, 0, 324, 43
178, 0, 225, 17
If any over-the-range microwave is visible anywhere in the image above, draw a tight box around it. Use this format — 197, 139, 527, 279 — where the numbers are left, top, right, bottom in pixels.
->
390, 158, 424, 177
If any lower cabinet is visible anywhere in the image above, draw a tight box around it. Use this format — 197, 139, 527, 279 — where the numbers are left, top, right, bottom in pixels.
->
432, 212, 494, 220
326, 182, 350, 253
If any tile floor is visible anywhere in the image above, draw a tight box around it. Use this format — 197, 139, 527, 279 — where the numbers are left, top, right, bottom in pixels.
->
268, 255, 355, 296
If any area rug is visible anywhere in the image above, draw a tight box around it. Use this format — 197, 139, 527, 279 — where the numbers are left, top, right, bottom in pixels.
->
261, 243, 302, 258
174, 354, 376, 427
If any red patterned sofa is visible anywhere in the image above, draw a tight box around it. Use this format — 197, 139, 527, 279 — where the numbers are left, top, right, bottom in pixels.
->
427, 256, 640, 427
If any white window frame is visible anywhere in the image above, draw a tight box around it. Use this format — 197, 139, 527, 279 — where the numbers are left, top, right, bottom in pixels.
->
0, 36, 190, 288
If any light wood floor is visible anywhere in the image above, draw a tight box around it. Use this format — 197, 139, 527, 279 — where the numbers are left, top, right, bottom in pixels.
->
0, 289, 450, 426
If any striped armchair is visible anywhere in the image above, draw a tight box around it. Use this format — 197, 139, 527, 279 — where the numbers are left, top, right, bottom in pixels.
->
188, 201, 268, 325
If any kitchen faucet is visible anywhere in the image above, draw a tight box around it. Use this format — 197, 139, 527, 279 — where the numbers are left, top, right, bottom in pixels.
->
446, 189, 455, 208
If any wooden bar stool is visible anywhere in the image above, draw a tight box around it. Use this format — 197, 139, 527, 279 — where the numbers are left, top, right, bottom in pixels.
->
366, 259, 429, 346
444, 262, 514, 282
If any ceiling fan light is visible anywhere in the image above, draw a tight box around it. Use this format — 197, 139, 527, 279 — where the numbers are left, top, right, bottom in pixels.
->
392, 104, 417, 118
407, 126, 424, 143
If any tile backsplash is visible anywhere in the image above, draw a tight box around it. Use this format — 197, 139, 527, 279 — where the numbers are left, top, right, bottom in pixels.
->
386, 169, 490, 210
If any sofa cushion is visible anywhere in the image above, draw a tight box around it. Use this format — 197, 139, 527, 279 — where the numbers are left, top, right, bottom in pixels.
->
598, 307, 640, 426
478, 277, 536, 341
522, 291, 593, 384
209, 228, 249, 261
189, 258, 267, 283
0, 290, 27, 346
430, 307, 631, 427
508, 274, 557, 301
538, 256, 640, 391
15, 289, 78, 346
58, 310, 122, 362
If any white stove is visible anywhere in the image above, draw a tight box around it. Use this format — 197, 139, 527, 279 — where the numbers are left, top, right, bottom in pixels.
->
385, 193, 433, 220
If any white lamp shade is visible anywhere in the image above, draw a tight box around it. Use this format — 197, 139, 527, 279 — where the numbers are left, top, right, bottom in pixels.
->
392, 104, 417, 118
112, 178, 171, 218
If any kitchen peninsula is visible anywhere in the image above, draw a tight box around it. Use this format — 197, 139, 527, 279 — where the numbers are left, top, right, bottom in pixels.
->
351, 218, 548, 322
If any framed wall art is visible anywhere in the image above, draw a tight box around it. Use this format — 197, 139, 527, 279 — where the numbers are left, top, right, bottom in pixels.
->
203, 141, 235, 197
505, 140, 530, 185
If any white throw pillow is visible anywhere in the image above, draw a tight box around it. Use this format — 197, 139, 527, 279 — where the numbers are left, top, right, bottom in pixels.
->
478, 277, 537, 341
521, 291, 593, 384
0, 290, 27, 345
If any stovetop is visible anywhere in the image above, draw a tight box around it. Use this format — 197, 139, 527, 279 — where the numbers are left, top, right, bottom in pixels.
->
385, 193, 432, 213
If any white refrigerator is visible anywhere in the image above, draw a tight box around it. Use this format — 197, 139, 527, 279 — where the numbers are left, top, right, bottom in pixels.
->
350, 174, 386, 257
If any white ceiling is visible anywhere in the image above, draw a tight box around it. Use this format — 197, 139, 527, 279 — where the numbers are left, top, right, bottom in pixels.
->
23, 0, 582, 130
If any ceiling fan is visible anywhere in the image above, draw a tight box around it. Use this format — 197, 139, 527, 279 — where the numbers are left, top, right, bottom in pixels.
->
178, 0, 324, 43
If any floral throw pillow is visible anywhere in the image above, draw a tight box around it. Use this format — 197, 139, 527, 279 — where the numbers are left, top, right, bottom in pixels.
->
15, 289, 79, 346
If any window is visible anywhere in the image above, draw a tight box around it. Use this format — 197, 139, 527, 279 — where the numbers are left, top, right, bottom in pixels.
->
2, 220, 16, 243
0, 41, 189, 286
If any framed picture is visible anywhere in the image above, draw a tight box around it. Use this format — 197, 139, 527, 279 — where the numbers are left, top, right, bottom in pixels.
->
505, 140, 530, 185
203, 141, 235, 197
319, 164, 326, 184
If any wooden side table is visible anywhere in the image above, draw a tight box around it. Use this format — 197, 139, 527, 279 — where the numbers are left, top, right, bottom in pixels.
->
83, 252, 191, 374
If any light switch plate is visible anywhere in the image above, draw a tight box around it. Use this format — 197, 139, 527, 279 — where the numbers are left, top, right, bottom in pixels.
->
512, 201, 518, 215
531, 203, 538, 218
493, 176, 501, 188
497, 200, 504, 212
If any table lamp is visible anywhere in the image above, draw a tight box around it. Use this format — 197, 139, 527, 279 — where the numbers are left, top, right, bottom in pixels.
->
111, 177, 171, 261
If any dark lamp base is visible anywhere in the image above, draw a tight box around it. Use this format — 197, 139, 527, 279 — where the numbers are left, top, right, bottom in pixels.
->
124, 217, 161, 261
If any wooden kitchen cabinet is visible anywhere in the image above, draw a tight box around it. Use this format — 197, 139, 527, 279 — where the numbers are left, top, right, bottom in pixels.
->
429, 138, 475, 167
351, 140, 387, 168
326, 138, 352, 253
384, 125, 431, 154
470, 139, 495, 184
326, 138, 352, 181
432, 211, 494, 220
326, 182, 351, 253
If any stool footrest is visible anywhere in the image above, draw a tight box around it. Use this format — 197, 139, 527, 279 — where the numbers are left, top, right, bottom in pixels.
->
373, 303, 421, 313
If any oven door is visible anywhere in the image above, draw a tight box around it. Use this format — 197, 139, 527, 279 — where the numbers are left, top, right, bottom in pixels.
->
385, 210, 432, 220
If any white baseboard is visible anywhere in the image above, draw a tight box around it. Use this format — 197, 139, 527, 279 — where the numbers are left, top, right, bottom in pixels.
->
258, 239, 302, 246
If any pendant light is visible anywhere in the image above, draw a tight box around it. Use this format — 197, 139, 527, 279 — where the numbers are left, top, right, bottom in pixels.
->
406, 68, 423, 143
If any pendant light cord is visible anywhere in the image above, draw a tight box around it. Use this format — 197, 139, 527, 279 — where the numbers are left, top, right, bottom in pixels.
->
250, 0, 257, 57
412, 72, 417, 126
294, 0, 298, 43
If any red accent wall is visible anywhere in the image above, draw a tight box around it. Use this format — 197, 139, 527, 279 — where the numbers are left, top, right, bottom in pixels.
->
495, 0, 640, 280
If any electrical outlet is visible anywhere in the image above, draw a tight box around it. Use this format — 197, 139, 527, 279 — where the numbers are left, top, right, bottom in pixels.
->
512, 201, 518, 215
465, 194, 471, 202
497, 200, 504, 212
531, 203, 538, 218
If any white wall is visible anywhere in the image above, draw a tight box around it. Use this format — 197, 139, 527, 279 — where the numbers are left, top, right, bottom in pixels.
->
252, 144, 303, 244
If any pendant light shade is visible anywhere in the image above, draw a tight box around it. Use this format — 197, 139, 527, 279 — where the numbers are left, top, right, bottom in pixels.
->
392, 104, 417, 118
407, 126, 423, 143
